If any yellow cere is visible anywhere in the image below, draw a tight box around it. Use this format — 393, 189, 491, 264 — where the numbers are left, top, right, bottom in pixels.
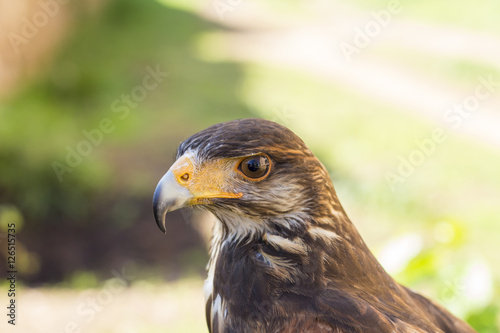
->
170, 155, 243, 203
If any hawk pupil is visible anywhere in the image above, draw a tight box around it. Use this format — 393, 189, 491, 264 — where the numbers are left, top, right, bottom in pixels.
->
247, 159, 260, 172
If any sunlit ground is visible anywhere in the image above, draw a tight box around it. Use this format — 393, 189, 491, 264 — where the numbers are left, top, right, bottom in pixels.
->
1, 278, 208, 333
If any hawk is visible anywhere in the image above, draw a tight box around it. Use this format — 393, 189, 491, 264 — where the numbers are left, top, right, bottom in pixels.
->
153, 118, 476, 333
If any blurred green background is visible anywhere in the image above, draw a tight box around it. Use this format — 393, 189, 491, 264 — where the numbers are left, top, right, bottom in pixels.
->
0, 0, 499, 332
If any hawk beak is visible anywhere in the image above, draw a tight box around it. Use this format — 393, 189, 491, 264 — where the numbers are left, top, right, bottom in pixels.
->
153, 154, 243, 234
153, 169, 193, 234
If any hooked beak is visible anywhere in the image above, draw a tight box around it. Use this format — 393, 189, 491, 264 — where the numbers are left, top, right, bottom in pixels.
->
153, 154, 243, 234
153, 169, 193, 233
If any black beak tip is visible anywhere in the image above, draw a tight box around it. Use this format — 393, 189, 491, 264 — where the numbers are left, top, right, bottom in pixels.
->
153, 207, 167, 234
158, 216, 167, 234
153, 192, 167, 234
153, 208, 167, 234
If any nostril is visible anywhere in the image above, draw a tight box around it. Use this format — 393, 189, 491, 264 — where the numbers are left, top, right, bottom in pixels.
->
180, 173, 190, 182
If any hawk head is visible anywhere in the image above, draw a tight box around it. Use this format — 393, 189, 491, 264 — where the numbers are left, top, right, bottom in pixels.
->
153, 118, 344, 239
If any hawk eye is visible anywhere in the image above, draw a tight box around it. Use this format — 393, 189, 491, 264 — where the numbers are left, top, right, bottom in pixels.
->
238, 155, 271, 180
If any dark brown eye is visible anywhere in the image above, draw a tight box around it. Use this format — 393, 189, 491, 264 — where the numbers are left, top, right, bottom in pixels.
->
238, 155, 271, 180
